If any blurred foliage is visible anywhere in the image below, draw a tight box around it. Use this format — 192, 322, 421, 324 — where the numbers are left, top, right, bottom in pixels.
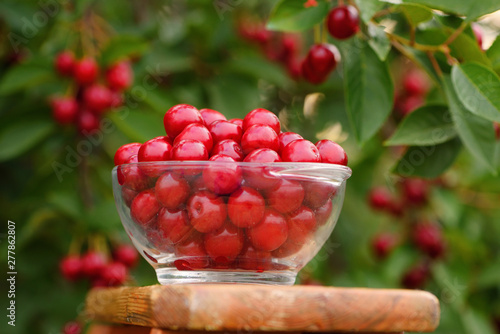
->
0, 0, 499, 334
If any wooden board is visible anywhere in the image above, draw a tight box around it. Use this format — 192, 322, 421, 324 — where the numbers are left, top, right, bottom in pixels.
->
88, 324, 403, 334
85, 285, 439, 333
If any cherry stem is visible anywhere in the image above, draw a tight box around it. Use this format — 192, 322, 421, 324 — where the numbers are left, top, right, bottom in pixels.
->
314, 24, 321, 44
68, 236, 82, 256
426, 51, 443, 78
443, 21, 467, 47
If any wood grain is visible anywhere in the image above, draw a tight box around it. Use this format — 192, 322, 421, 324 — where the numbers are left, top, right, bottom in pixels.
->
88, 324, 403, 334
85, 285, 439, 333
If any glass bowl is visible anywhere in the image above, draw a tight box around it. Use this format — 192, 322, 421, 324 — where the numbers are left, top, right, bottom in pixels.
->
112, 161, 351, 285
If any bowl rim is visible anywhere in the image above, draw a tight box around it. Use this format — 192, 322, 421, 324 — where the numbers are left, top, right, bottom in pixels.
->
112, 161, 352, 180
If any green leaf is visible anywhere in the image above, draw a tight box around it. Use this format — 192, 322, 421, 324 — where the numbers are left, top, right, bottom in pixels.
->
206, 74, 261, 120
108, 109, 165, 143
443, 76, 497, 172
461, 309, 497, 334
386, 105, 456, 146
486, 35, 500, 74
449, 32, 491, 67
399, 3, 433, 26
451, 63, 500, 123
0, 119, 55, 161
228, 54, 289, 87
393, 137, 461, 178
100, 35, 150, 66
403, 0, 500, 21
355, 0, 385, 23
267, 0, 329, 32
341, 38, 394, 144
0, 62, 54, 95
367, 23, 391, 61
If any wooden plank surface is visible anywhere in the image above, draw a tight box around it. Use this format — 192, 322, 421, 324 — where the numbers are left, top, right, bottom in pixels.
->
88, 324, 404, 334
85, 285, 439, 333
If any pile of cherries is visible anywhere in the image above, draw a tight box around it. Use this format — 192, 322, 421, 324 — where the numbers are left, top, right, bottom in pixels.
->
59, 244, 138, 287
368, 178, 446, 289
114, 104, 348, 271
50, 51, 133, 134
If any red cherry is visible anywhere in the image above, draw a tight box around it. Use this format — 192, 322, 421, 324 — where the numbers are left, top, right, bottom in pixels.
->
372, 233, 397, 259
155, 172, 191, 209
301, 59, 329, 84
173, 123, 213, 153
208, 120, 243, 144
202, 155, 242, 195
315, 139, 347, 165
200, 108, 227, 125
241, 124, 280, 155
118, 155, 150, 191
281, 139, 321, 163
228, 186, 266, 228
113, 244, 139, 268
243, 148, 281, 190
171, 140, 209, 161
247, 209, 288, 251
278, 132, 303, 153
122, 187, 138, 207
163, 104, 204, 138
187, 191, 227, 233
204, 223, 245, 263
228, 118, 243, 127
401, 178, 428, 206
304, 44, 340, 74
286, 206, 317, 245
242, 108, 280, 135
100, 262, 128, 286
190, 175, 208, 193
403, 70, 430, 96
138, 136, 172, 162
368, 187, 393, 211
138, 136, 172, 177
211, 139, 244, 161
237, 244, 272, 271
81, 251, 106, 277
63, 321, 82, 334
157, 207, 192, 244
50, 96, 78, 125
401, 263, 430, 289
54, 51, 75, 76
266, 179, 304, 214
413, 223, 445, 259
106, 61, 133, 91
174, 233, 209, 269
83, 84, 113, 113
327, 5, 360, 40
130, 189, 160, 227
303, 181, 337, 209
114, 142, 142, 166
59, 255, 82, 281
494, 122, 500, 140
77, 108, 100, 134
314, 198, 333, 226
397, 95, 425, 116
73, 58, 99, 85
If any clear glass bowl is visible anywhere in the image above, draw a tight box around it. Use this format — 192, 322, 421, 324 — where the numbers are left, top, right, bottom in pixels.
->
112, 161, 351, 285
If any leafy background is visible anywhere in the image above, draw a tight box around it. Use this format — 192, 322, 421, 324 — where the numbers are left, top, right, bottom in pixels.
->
0, 0, 500, 333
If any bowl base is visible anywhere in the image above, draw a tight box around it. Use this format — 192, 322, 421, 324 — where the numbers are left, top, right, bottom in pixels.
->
155, 268, 297, 285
